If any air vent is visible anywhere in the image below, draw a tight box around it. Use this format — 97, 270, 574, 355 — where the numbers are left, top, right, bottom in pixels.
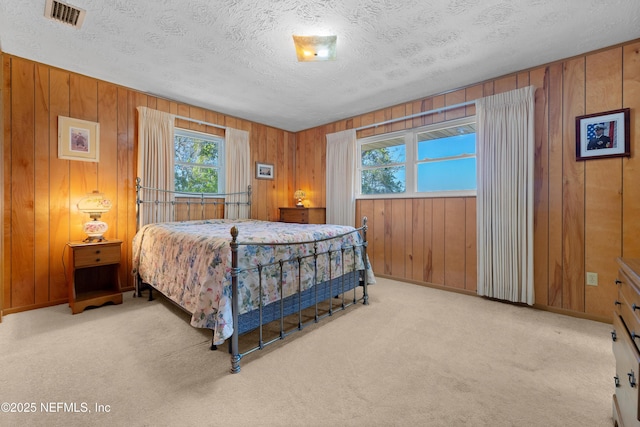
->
44, 0, 86, 28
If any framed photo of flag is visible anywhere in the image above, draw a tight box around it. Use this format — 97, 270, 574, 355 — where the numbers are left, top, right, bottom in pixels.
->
575, 108, 630, 161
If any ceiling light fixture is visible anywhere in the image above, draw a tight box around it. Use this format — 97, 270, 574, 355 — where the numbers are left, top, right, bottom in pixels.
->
292, 35, 337, 62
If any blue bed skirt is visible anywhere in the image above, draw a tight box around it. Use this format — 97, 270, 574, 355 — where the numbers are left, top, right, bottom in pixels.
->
236, 270, 361, 334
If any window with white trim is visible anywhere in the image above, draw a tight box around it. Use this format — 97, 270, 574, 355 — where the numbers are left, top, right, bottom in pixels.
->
357, 117, 476, 197
174, 128, 224, 193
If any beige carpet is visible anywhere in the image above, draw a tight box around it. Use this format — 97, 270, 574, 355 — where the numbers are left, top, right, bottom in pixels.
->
0, 277, 614, 427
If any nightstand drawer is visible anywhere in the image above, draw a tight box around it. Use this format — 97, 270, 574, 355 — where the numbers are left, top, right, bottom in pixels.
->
74, 243, 121, 267
279, 207, 326, 224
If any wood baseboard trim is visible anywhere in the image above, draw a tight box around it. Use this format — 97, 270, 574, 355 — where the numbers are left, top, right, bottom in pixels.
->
374, 274, 477, 297
375, 274, 612, 324
2, 298, 69, 316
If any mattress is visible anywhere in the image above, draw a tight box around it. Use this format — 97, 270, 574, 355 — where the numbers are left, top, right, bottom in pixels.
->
132, 219, 374, 344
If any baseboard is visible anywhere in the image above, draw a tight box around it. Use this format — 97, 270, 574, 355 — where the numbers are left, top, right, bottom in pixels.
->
2, 298, 69, 316
375, 274, 612, 324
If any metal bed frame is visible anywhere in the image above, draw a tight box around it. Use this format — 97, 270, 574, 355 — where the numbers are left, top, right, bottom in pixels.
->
134, 178, 370, 373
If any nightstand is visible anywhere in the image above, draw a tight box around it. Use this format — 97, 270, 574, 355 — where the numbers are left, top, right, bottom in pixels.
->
279, 207, 326, 224
66, 240, 123, 314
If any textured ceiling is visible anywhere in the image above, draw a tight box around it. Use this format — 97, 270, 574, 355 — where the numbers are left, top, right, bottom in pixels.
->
1, 1, 639, 132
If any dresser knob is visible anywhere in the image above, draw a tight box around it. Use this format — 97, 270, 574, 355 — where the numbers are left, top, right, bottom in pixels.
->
614, 300, 622, 306
628, 371, 636, 388
95, 250, 101, 254
614, 375, 620, 387
616, 279, 622, 285
633, 303, 639, 311
95, 258, 101, 262
611, 330, 617, 341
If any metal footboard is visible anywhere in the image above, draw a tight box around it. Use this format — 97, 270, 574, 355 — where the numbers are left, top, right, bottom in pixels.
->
229, 217, 370, 374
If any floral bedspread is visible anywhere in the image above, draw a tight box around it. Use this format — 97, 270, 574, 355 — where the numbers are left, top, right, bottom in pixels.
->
132, 219, 375, 344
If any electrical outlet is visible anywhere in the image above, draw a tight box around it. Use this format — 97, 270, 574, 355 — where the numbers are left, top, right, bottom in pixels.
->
586, 272, 598, 286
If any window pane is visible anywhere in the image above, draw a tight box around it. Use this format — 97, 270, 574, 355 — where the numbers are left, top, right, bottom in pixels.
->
361, 166, 406, 194
175, 165, 219, 193
175, 135, 219, 166
417, 158, 476, 192
417, 133, 476, 160
361, 137, 406, 166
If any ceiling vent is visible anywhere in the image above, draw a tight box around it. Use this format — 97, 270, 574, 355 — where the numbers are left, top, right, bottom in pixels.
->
44, 0, 86, 28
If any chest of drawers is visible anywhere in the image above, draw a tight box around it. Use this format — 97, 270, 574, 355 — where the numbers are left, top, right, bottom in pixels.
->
612, 258, 640, 427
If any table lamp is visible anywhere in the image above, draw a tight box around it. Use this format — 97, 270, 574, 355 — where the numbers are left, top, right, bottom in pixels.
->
294, 189, 306, 207
77, 191, 112, 242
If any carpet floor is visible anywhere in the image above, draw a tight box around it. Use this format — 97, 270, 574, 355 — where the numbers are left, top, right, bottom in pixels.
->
0, 277, 615, 426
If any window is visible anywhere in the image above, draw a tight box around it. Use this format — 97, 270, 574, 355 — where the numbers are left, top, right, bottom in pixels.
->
174, 128, 224, 193
357, 117, 476, 197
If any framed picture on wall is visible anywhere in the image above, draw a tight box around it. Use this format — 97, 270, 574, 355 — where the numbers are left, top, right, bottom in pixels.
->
58, 116, 100, 162
256, 162, 274, 179
575, 108, 630, 161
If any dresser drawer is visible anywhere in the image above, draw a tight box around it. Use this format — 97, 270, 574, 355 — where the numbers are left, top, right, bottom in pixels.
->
613, 313, 640, 426
279, 207, 326, 224
74, 243, 121, 268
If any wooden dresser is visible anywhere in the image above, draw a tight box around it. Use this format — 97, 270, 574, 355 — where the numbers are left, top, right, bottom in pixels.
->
612, 258, 640, 427
279, 207, 326, 224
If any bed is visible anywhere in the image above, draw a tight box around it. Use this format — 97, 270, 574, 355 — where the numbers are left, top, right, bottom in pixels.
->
132, 179, 374, 373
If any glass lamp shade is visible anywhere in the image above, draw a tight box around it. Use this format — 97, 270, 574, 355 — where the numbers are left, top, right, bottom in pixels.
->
77, 191, 112, 241
294, 189, 306, 207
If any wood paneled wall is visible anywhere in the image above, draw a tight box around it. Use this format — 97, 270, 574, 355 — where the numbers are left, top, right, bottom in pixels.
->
1, 54, 295, 314
297, 40, 640, 322
2, 39, 640, 322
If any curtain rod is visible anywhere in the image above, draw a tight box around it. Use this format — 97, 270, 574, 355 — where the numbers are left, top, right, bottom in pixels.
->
355, 100, 476, 132
175, 114, 226, 130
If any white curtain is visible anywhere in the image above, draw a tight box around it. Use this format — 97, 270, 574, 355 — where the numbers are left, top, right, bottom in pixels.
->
326, 129, 357, 227
224, 127, 250, 219
136, 106, 176, 226
476, 86, 535, 305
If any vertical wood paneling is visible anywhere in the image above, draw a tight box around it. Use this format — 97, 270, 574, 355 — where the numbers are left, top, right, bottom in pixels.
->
464, 84, 483, 115
547, 63, 564, 308
431, 96, 445, 124
3, 56, 13, 308
622, 42, 640, 259
390, 104, 406, 132
465, 198, 477, 292
422, 199, 433, 283
411, 199, 425, 281
383, 199, 393, 274
444, 198, 465, 289
372, 199, 385, 274
531, 67, 550, 306
431, 198, 445, 285
266, 127, 278, 220
117, 87, 131, 290
584, 48, 623, 318
69, 74, 98, 242
11, 58, 35, 308
389, 199, 406, 277
48, 69, 71, 302
34, 64, 50, 304
494, 75, 517, 94
562, 57, 586, 312
0, 53, 5, 319
4, 40, 640, 319
2, 55, 303, 312
444, 90, 465, 121
403, 199, 413, 279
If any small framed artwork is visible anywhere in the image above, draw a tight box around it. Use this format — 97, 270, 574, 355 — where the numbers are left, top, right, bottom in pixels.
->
58, 116, 100, 162
255, 162, 274, 180
575, 108, 630, 161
